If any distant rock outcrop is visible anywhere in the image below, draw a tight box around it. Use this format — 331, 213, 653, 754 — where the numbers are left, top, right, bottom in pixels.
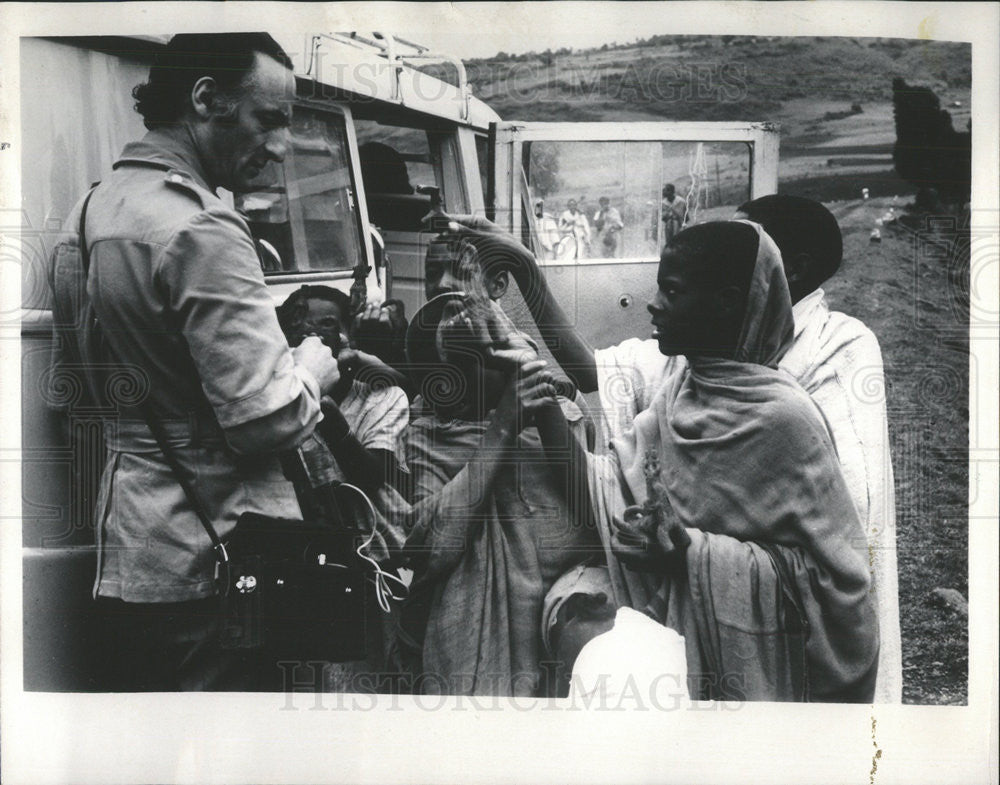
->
892, 77, 971, 203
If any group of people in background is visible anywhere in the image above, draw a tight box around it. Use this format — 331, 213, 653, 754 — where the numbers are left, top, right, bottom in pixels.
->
533, 184, 687, 261
534, 196, 604, 260
49, 33, 900, 703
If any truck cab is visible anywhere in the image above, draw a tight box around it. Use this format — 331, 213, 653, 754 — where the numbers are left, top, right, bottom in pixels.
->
18, 33, 779, 690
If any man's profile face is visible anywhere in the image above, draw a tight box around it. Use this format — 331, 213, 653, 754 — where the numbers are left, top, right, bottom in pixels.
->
647, 247, 712, 357
205, 52, 294, 192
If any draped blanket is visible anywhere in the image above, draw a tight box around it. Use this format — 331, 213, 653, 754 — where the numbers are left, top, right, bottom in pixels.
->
588, 222, 879, 702
403, 403, 599, 696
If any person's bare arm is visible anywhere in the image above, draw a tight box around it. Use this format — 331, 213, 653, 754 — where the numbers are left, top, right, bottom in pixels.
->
315, 398, 399, 498
402, 375, 521, 577
442, 215, 598, 392
337, 346, 413, 399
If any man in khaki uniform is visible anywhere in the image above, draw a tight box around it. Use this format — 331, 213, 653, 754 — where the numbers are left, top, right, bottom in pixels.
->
48, 33, 339, 691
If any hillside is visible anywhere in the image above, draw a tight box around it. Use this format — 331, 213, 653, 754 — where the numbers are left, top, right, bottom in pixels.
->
441, 36, 972, 200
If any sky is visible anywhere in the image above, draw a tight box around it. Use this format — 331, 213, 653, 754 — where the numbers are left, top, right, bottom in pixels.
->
316, 3, 737, 60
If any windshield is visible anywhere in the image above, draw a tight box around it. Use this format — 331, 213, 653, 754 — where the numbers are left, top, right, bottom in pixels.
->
236, 106, 365, 274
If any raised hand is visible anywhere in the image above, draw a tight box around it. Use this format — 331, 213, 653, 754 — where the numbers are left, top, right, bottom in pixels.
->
437, 299, 493, 365
515, 358, 559, 416
352, 301, 398, 361
610, 498, 690, 574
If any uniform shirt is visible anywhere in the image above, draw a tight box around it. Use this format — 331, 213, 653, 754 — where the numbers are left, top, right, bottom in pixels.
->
49, 130, 321, 603
592, 289, 902, 703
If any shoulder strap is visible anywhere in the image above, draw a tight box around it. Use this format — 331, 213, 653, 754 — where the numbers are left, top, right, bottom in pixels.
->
78, 187, 98, 276
139, 406, 231, 581
76, 183, 230, 584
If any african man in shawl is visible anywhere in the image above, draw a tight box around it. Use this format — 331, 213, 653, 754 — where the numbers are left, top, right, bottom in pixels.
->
399, 243, 600, 697
526, 222, 879, 702
440, 197, 900, 702
585, 197, 901, 703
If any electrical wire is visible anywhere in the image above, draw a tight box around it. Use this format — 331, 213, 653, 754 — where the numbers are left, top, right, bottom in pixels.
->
338, 482, 409, 613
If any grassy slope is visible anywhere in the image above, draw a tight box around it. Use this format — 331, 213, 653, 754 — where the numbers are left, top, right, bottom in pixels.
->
461, 36, 971, 199
464, 36, 972, 704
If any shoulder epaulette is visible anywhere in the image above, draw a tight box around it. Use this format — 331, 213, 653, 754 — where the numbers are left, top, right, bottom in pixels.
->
162, 168, 215, 208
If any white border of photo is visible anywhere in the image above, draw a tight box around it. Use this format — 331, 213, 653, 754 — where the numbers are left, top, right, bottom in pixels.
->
1, 3, 996, 784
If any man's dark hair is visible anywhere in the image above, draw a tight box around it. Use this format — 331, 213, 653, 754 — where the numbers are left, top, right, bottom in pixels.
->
132, 32, 293, 129
737, 194, 843, 293
276, 285, 351, 343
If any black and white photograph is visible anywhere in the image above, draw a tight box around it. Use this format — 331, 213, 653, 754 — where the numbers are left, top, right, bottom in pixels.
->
1, 2, 997, 783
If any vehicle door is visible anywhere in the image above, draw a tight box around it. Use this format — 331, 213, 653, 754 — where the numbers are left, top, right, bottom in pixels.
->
490, 121, 779, 350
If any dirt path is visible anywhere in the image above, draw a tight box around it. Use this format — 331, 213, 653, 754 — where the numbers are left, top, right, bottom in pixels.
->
823, 197, 969, 704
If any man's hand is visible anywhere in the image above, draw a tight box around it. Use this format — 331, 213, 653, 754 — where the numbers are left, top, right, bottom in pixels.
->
437, 300, 493, 365
516, 358, 559, 417
435, 214, 540, 288
438, 297, 538, 371
352, 302, 398, 361
292, 335, 340, 396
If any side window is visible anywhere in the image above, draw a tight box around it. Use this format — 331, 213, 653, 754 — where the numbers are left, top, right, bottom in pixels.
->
353, 119, 468, 232
235, 106, 364, 274
522, 140, 752, 261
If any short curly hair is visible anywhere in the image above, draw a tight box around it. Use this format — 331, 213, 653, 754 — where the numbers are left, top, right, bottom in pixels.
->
132, 33, 293, 129
275, 285, 352, 345
736, 194, 843, 292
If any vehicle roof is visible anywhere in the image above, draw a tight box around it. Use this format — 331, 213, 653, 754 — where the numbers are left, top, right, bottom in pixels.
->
47, 33, 500, 131
295, 33, 500, 130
